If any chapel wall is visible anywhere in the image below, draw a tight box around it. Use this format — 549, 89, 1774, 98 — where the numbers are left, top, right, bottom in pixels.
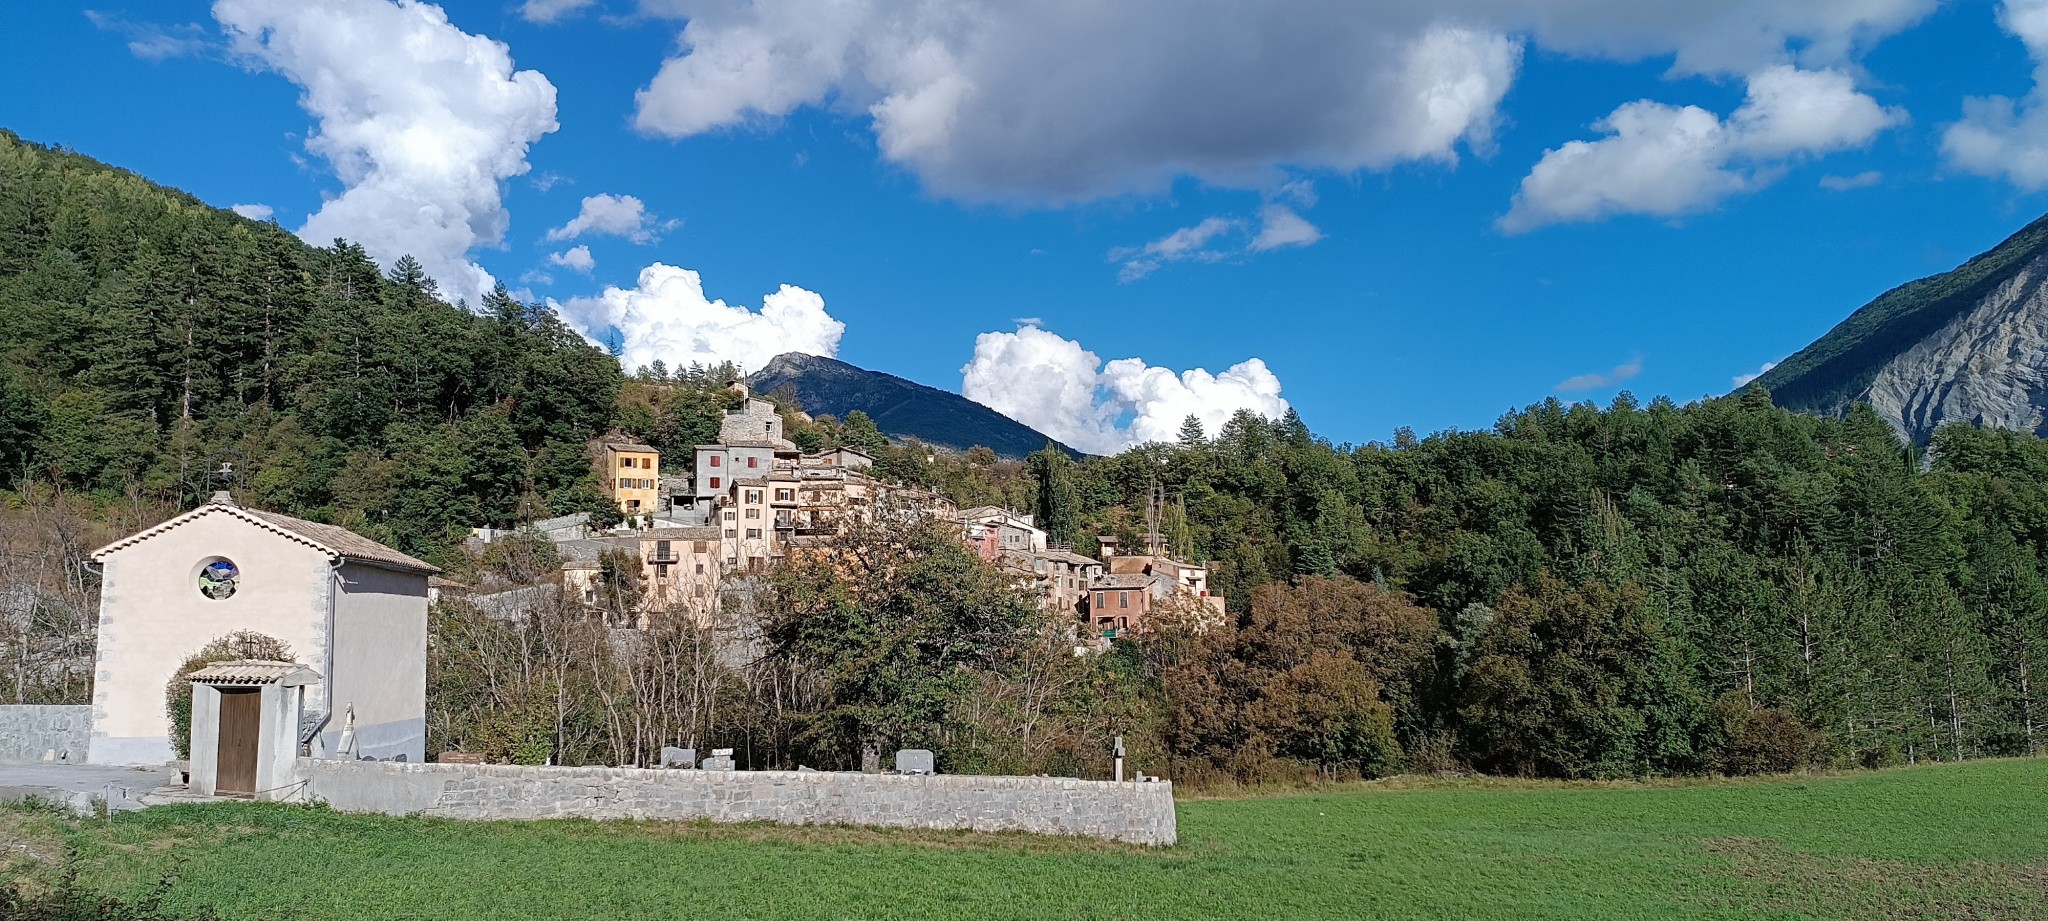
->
88, 515, 333, 765
326, 562, 429, 762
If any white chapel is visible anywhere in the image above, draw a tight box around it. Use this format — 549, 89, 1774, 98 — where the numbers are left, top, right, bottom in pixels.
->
85, 492, 437, 767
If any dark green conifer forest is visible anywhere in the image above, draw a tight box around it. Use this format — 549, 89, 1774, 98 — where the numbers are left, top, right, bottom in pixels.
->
0, 129, 622, 561
4, 128, 2046, 779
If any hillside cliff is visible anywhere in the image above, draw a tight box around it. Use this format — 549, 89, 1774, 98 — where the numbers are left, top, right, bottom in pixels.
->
1755, 214, 2048, 442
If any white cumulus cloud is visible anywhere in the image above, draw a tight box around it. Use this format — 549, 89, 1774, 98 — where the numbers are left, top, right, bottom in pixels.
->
630, 1, 1932, 204
1943, 0, 2048, 190
520, 0, 595, 23
230, 203, 274, 220
213, 0, 559, 305
1502, 66, 1903, 232
546, 193, 671, 244
1250, 205, 1325, 252
1112, 203, 1323, 281
961, 325, 1288, 455
1818, 170, 1883, 191
1732, 360, 1780, 388
547, 245, 595, 273
554, 264, 844, 374
1557, 356, 1644, 392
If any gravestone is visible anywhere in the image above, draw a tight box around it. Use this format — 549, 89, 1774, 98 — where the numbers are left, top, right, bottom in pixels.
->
701, 747, 735, 771
894, 749, 935, 775
660, 746, 695, 769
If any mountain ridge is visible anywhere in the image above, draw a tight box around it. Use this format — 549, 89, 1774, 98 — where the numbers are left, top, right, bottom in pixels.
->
749, 352, 1078, 459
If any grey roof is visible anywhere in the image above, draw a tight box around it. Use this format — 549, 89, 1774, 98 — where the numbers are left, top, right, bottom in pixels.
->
187, 660, 320, 686
1093, 574, 1157, 589
555, 536, 640, 562
603, 441, 659, 453
243, 509, 440, 574
93, 501, 439, 575
642, 527, 720, 540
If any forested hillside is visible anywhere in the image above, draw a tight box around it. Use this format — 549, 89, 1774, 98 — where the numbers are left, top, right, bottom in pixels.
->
0, 130, 622, 561
993, 393, 2048, 776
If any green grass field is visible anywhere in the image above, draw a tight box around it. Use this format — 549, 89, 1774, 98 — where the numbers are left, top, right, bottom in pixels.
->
6, 759, 2046, 920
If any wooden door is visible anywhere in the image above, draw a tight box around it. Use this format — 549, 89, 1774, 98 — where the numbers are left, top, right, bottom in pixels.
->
215, 688, 261, 797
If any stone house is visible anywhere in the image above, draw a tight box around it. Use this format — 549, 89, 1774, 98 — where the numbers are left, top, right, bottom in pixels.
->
85, 493, 436, 766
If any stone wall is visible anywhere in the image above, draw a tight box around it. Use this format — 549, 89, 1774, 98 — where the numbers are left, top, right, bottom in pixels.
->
0, 706, 93, 763
296, 760, 1177, 845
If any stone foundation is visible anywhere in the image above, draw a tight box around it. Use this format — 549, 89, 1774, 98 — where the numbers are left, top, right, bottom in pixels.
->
295, 759, 1177, 845
0, 706, 92, 763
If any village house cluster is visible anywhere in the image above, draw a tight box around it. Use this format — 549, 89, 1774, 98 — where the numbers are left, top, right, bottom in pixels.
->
474, 381, 1224, 648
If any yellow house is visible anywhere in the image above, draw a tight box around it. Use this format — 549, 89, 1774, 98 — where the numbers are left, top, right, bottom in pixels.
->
603, 442, 661, 515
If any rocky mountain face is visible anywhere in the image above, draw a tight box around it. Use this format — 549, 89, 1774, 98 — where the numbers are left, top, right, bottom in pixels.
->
1755, 213, 2048, 443
749, 352, 1078, 458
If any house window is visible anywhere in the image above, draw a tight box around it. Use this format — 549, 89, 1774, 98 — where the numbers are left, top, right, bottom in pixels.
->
695, 563, 705, 574
724, 529, 736, 538
657, 540, 672, 557
709, 477, 721, 489
1119, 592, 1129, 608
710, 455, 721, 467
746, 490, 764, 503
745, 528, 761, 539
745, 509, 760, 519
1095, 592, 1106, 608
747, 456, 758, 469
775, 489, 794, 501
723, 512, 735, 521
693, 540, 708, 552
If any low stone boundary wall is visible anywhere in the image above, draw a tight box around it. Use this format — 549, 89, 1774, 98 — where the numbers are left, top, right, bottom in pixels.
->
0, 706, 92, 763
295, 759, 1177, 845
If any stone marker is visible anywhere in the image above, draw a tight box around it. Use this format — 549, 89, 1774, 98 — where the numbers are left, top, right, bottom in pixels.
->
702, 748, 736, 771
894, 749, 935, 775
660, 746, 695, 769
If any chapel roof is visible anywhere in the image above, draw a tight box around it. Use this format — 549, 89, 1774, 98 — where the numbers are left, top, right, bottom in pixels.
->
91, 495, 441, 575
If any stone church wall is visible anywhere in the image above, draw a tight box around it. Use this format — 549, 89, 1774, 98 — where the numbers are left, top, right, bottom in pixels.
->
295, 759, 1177, 845
0, 706, 93, 762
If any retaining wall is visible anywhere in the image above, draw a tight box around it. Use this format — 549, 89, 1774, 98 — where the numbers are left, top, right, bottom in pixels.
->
0, 706, 93, 763
295, 759, 1177, 845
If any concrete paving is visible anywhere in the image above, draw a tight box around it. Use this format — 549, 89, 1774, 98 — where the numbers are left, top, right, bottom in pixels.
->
0, 762, 190, 814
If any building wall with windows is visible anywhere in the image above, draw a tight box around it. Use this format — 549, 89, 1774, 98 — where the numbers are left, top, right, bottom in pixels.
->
604, 443, 661, 515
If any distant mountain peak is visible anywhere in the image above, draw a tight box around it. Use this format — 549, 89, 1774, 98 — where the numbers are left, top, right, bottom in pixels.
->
749, 352, 1078, 458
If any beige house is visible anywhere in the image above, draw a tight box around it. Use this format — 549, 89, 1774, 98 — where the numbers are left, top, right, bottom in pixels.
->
604, 441, 661, 516
86, 493, 437, 765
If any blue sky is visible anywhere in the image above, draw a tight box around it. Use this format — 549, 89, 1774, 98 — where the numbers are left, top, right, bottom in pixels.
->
9, 1, 2048, 453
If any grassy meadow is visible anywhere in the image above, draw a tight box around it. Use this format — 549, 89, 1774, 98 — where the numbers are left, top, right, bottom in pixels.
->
5, 758, 2045, 920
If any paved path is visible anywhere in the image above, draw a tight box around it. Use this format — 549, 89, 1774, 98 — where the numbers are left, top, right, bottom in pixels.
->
0, 762, 190, 814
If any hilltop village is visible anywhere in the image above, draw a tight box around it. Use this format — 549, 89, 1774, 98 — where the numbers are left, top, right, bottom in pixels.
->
464, 379, 1225, 651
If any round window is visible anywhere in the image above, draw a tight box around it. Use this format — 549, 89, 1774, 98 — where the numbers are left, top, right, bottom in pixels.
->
198, 559, 240, 600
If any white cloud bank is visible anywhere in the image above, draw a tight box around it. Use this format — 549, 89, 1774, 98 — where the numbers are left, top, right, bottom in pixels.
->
554, 264, 844, 374
230, 203, 274, 220
1502, 66, 1904, 232
630, 1, 1932, 204
213, 0, 558, 305
1944, 0, 2048, 189
961, 325, 1288, 455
